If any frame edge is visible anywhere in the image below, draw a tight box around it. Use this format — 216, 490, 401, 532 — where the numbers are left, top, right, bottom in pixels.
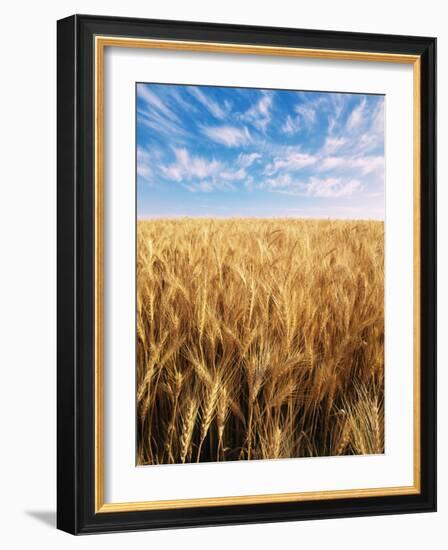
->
57, 14, 79, 535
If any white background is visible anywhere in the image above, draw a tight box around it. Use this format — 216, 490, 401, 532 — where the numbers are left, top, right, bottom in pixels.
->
105, 48, 414, 502
0, 1, 444, 548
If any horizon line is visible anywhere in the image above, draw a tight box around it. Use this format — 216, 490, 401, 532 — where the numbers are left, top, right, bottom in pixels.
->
137, 215, 385, 222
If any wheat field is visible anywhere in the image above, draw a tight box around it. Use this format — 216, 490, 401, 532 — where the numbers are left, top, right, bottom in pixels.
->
136, 218, 384, 465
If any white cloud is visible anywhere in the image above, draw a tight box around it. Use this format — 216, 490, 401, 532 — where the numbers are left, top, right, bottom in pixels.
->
372, 100, 385, 134
238, 152, 262, 168
258, 93, 272, 116
137, 147, 153, 181
244, 175, 256, 191
265, 149, 316, 175
137, 86, 180, 122
322, 136, 348, 155
221, 168, 247, 181
201, 125, 252, 147
240, 91, 273, 132
282, 115, 300, 135
327, 116, 337, 135
306, 177, 362, 198
183, 181, 215, 193
264, 173, 293, 189
263, 174, 361, 198
287, 94, 337, 133
184, 180, 237, 193
138, 106, 189, 139
326, 94, 347, 134
295, 104, 316, 126
353, 128, 384, 154
188, 87, 228, 119
170, 88, 199, 114
160, 147, 249, 192
347, 98, 367, 131
161, 148, 222, 182
319, 155, 383, 175
353, 156, 384, 175
323, 96, 384, 156
318, 156, 344, 171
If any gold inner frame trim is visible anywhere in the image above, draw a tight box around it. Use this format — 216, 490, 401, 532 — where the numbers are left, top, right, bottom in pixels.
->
94, 35, 422, 513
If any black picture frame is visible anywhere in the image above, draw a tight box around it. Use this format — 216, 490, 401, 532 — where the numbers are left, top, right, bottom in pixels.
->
57, 14, 436, 534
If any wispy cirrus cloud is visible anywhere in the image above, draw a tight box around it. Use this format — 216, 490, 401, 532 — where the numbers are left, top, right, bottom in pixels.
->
238, 152, 262, 168
159, 147, 251, 194
161, 148, 222, 182
264, 173, 294, 189
183, 180, 237, 193
264, 150, 317, 175
221, 168, 247, 181
188, 87, 229, 119
295, 103, 317, 126
169, 87, 200, 114
347, 97, 367, 130
327, 94, 347, 134
264, 174, 362, 198
282, 114, 300, 135
201, 125, 252, 147
306, 177, 362, 198
280, 94, 328, 135
137, 147, 153, 181
318, 155, 384, 176
240, 90, 273, 132
321, 136, 348, 155
138, 86, 180, 122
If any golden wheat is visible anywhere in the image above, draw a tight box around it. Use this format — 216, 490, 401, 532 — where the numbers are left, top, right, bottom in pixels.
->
136, 218, 384, 465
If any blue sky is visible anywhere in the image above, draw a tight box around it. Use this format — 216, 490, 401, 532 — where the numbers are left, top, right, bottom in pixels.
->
137, 83, 384, 219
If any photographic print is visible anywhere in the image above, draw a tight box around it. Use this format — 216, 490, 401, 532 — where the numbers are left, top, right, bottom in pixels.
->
136, 83, 385, 466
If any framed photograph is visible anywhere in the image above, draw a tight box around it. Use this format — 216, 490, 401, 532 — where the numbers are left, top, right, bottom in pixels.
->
57, 14, 436, 534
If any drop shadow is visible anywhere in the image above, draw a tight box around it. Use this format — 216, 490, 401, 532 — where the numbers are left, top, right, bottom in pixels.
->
26, 510, 56, 528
